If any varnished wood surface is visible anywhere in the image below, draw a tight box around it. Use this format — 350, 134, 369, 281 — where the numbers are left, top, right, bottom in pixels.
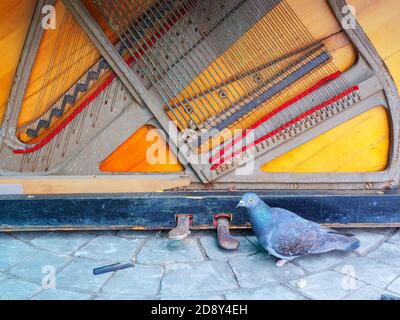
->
0, 0, 36, 125
0, 0, 398, 176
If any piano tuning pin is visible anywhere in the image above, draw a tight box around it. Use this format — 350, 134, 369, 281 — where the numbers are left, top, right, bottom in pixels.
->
218, 90, 228, 99
252, 73, 262, 83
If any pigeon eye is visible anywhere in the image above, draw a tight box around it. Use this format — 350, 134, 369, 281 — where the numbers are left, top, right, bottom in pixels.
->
249, 199, 254, 203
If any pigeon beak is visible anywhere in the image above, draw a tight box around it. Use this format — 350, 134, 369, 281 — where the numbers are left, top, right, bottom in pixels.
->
237, 200, 246, 208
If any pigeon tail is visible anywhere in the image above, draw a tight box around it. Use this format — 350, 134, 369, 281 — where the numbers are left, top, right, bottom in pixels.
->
343, 237, 361, 252
330, 234, 360, 252
310, 233, 360, 254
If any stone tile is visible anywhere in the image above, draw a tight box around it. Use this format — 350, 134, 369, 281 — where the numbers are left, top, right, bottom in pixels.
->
0, 240, 40, 271
295, 251, 352, 273
102, 264, 163, 296
169, 230, 215, 239
9, 250, 72, 284
199, 236, 257, 261
345, 229, 387, 256
31, 289, 91, 300
75, 235, 143, 261
365, 228, 395, 235
136, 239, 204, 265
161, 261, 238, 295
0, 278, 42, 300
368, 243, 400, 267
88, 231, 117, 237
388, 229, 400, 245
289, 271, 363, 300
56, 257, 113, 293
95, 294, 156, 300
161, 294, 224, 300
116, 230, 162, 239
343, 285, 388, 300
0, 232, 13, 243
226, 282, 305, 300
31, 232, 96, 255
244, 235, 265, 252
335, 257, 400, 288
12, 232, 49, 242
387, 277, 400, 294
229, 253, 305, 288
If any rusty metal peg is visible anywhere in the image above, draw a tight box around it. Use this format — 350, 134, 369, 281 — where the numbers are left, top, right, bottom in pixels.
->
215, 214, 240, 250
168, 215, 191, 240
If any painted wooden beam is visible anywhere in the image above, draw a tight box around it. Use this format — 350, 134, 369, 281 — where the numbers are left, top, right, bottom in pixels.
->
1, 190, 400, 231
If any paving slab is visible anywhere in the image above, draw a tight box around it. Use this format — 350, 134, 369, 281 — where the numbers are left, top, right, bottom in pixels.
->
75, 235, 143, 261
0, 273, 7, 282
335, 257, 400, 288
343, 285, 388, 300
367, 242, 400, 267
0, 278, 42, 300
295, 251, 352, 273
387, 276, 400, 294
244, 235, 265, 252
31, 289, 91, 300
0, 232, 13, 243
160, 294, 224, 300
137, 239, 204, 265
0, 240, 40, 271
199, 236, 257, 261
388, 230, 400, 245
289, 271, 363, 300
225, 282, 306, 300
8, 250, 72, 284
117, 230, 162, 239
31, 232, 96, 255
344, 229, 388, 256
12, 232, 49, 242
161, 261, 238, 295
95, 294, 157, 300
56, 257, 113, 293
1, 228, 399, 300
102, 264, 163, 296
229, 253, 305, 288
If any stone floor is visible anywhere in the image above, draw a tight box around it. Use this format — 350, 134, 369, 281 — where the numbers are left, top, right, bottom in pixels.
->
0, 228, 400, 300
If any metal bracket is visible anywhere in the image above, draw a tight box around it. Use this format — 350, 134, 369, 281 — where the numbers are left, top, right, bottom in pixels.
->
215, 214, 240, 250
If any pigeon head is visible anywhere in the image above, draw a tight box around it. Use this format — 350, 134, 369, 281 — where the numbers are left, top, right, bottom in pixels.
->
237, 193, 262, 209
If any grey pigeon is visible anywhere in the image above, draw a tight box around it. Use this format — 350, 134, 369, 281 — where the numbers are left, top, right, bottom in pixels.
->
237, 193, 360, 267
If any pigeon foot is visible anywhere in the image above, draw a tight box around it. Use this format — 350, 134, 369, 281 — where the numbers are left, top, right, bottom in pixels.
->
275, 259, 288, 267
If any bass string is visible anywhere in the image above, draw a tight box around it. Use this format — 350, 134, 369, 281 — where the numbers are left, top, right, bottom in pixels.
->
24, 9, 102, 139
93, 0, 189, 130
164, 0, 253, 119
29, 10, 70, 129
156, 0, 288, 130
115, 0, 210, 128
177, 0, 321, 134
37, 14, 84, 167
109, 0, 256, 130
148, 0, 232, 121
216, 1, 344, 162
207, 0, 320, 138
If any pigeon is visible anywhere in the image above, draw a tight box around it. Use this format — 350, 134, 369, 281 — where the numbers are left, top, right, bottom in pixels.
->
237, 193, 360, 267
